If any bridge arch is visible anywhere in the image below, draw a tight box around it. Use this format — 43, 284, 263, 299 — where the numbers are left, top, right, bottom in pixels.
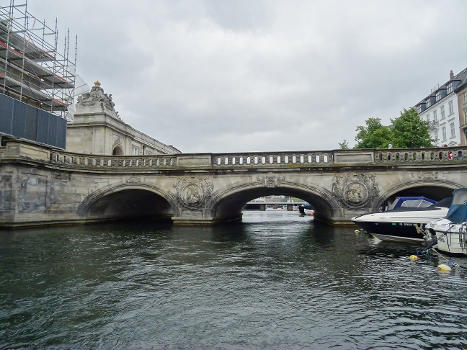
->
211, 183, 339, 223
78, 183, 175, 222
375, 180, 460, 210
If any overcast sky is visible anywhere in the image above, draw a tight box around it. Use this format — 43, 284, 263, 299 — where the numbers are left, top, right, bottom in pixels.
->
30, 0, 466, 153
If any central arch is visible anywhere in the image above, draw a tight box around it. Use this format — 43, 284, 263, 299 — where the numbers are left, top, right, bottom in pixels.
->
78, 184, 175, 223
211, 183, 338, 223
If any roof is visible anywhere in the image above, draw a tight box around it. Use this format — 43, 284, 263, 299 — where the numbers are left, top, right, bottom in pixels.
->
416, 68, 467, 107
454, 72, 467, 93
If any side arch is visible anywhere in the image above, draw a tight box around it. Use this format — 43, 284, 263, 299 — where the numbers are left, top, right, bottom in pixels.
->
210, 182, 340, 223
375, 180, 461, 210
112, 145, 123, 155
78, 183, 176, 221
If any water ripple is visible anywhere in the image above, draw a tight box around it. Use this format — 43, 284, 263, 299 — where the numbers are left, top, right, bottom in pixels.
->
0, 212, 466, 349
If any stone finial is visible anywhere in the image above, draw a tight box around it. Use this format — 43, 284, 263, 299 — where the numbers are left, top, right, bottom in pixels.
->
94, 80, 101, 87
450, 70, 454, 79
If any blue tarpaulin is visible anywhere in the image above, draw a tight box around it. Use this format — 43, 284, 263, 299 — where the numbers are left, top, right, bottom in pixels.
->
0, 93, 66, 149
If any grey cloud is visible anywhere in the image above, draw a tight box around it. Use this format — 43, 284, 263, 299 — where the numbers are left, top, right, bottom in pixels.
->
29, 0, 466, 152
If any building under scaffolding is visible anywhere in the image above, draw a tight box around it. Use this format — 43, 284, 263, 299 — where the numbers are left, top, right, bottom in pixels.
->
0, 0, 76, 148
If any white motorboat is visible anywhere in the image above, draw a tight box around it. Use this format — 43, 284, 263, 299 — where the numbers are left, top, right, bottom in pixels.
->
352, 197, 450, 242
426, 188, 467, 256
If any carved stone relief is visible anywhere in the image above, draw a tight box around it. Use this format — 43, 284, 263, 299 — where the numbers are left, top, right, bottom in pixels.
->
255, 175, 285, 188
174, 177, 214, 210
76, 82, 121, 119
332, 173, 379, 208
126, 176, 141, 184
413, 171, 439, 181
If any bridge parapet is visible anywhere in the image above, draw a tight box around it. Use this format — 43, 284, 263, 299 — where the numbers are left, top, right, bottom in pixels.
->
212, 151, 334, 167
374, 148, 467, 163
45, 146, 467, 170
49, 151, 178, 169
1, 138, 465, 171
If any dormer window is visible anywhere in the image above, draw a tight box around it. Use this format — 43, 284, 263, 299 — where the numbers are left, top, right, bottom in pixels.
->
447, 83, 453, 94
436, 92, 441, 102
426, 99, 431, 107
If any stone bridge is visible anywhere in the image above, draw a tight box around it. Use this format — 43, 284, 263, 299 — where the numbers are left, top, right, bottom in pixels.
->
1, 138, 466, 228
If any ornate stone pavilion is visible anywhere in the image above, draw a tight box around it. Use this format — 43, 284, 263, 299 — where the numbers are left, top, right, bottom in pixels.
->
66, 81, 180, 155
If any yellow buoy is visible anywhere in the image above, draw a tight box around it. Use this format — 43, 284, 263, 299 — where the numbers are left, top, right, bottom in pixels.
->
354, 229, 360, 234
409, 255, 420, 261
437, 264, 452, 272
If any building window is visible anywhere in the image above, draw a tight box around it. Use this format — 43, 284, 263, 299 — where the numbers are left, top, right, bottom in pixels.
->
450, 122, 456, 138
447, 83, 453, 94
426, 113, 430, 122
426, 99, 431, 107
433, 110, 438, 121
436, 92, 441, 101
132, 145, 139, 155
440, 105, 445, 119
448, 100, 454, 115
442, 126, 447, 141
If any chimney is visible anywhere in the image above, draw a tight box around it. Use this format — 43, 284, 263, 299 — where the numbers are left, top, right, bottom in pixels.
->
450, 70, 454, 79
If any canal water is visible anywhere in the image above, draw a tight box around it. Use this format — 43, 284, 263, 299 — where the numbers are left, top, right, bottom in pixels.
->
1, 211, 466, 349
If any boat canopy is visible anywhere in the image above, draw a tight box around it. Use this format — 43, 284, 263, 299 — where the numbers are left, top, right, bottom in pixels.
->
388, 196, 436, 210
446, 188, 467, 224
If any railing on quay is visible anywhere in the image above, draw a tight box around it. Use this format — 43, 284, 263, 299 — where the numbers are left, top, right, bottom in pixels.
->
45, 146, 467, 171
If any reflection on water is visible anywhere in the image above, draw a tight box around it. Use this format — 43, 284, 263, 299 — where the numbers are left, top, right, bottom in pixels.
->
0, 211, 466, 349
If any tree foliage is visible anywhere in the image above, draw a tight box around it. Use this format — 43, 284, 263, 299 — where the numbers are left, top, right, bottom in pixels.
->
338, 139, 349, 149
353, 108, 433, 149
390, 108, 433, 148
354, 117, 392, 149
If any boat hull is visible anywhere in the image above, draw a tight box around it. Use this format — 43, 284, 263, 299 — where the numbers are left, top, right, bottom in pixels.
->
355, 221, 424, 242
352, 207, 448, 243
426, 219, 467, 256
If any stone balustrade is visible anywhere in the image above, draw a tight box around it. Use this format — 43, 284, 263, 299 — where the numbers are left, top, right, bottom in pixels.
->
374, 147, 467, 163
43, 146, 467, 171
212, 151, 334, 167
49, 151, 177, 169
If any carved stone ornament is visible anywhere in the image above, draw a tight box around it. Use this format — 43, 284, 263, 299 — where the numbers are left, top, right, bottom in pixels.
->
126, 176, 141, 184
256, 175, 285, 188
76, 81, 121, 119
332, 173, 379, 208
112, 133, 122, 145
174, 177, 214, 210
413, 171, 439, 181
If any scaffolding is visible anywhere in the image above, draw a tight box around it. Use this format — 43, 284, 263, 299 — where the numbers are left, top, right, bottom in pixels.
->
0, 0, 76, 118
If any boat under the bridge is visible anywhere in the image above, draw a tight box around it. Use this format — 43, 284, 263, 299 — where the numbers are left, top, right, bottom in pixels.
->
352, 197, 451, 243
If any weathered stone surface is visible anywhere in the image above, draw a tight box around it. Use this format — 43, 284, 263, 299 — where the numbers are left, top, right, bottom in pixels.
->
1, 140, 466, 228
176, 155, 211, 167
334, 152, 374, 163
67, 82, 180, 156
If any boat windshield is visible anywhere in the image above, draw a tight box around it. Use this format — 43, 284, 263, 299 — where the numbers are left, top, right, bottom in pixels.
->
387, 197, 436, 210
446, 188, 467, 224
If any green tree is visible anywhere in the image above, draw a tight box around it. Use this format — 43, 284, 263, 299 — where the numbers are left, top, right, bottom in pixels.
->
338, 139, 349, 149
354, 117, 392, 149
390, 108, 433, 148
